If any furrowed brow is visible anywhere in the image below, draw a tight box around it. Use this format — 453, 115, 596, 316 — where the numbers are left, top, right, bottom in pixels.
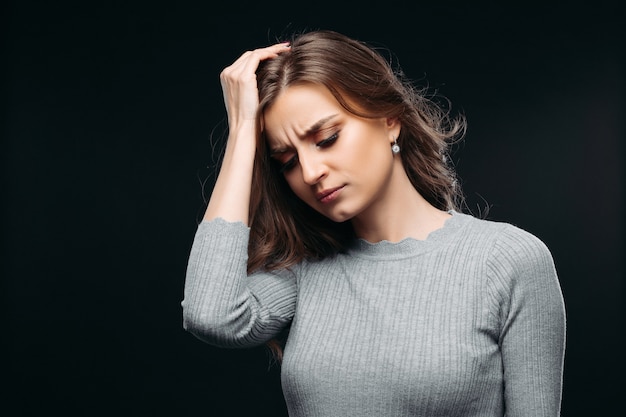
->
268, 114, 338, 156
303, 114, 338, 138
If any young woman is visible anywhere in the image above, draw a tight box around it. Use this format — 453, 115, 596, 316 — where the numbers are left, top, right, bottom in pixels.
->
182, 30, 566, 416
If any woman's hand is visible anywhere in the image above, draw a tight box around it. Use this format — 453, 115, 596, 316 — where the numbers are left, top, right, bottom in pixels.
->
219, 43, 290, 129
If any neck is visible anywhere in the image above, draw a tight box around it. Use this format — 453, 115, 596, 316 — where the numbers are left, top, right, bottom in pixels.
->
350, 167, 451, 243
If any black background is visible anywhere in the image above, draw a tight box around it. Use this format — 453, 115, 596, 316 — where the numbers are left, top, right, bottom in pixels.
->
3, 2, 624, 416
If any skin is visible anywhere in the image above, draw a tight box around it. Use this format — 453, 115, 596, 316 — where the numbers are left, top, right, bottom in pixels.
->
205, 43, 450, 243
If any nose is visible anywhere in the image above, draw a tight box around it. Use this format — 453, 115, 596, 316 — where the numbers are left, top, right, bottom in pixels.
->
298, 151, 327, 185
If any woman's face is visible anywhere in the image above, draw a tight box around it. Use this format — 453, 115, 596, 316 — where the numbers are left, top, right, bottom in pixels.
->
263, 83, 400, 223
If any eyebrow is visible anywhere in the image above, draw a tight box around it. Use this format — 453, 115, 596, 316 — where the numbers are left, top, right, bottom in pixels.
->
303, 114, 338, 138
269, 114, 338, 155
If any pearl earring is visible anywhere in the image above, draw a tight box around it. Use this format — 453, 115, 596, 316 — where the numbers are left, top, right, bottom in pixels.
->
391, 138, 400, 154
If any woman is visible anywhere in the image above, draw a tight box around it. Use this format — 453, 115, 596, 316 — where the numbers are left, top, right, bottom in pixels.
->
182, 30, 566, 416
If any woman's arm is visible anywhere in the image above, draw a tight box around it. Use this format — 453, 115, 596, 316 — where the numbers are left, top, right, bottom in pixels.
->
182, 43, 295, 347
182, 219, 296, 347
488, 225, 566, 416
204, 43, 290, 224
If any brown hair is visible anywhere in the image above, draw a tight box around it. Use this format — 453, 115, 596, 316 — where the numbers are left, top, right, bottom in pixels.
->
248, 30, 466, 359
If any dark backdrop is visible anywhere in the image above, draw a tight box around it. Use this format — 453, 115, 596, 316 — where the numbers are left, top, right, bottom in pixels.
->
3, 2, 624, 416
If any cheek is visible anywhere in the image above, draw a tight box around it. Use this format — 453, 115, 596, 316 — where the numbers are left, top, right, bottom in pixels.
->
345, 133, 392, 169
284, 173, 310, 200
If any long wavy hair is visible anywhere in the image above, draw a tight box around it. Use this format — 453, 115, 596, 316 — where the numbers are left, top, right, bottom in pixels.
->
247, 30, 466, 359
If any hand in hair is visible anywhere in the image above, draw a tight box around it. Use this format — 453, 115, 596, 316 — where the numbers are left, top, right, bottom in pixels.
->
220, 42, 291, 129
203, 42, 290, 224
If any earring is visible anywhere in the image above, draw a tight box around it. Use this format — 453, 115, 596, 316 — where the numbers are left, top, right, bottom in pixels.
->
391, 138, 400, 154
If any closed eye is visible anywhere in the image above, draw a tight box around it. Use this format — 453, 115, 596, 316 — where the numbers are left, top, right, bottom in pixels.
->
275, 132, 338, 174
278, 155, 298, 173
316, 132, 338, 148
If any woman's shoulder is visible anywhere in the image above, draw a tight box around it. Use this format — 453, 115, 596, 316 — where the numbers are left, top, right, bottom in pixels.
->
455, 212, 558, 288
454, 211, 551, 252
453, 211, 556, 276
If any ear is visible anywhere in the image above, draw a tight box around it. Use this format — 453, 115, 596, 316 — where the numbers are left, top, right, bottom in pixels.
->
386, 117, 401, 142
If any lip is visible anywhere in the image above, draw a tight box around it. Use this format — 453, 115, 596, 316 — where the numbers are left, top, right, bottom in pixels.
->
316, 186, 345, 204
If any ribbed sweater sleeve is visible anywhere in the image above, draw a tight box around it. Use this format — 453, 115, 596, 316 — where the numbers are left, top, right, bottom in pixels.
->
486, 224, 566, 416
181, 218, 297, 347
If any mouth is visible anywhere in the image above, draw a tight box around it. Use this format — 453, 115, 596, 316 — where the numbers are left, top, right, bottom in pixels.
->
316, 186, 345, 204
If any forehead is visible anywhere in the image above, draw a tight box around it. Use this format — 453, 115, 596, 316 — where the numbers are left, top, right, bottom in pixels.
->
262, 84, 344, 142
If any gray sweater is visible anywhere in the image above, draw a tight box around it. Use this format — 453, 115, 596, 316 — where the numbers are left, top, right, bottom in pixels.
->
182, 211, 566, 416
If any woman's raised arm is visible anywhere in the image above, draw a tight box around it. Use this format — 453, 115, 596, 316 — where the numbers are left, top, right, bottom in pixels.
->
203, 43, 290, 224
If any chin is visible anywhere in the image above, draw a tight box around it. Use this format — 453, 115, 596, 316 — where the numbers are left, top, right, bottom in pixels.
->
319, 208, 355, 224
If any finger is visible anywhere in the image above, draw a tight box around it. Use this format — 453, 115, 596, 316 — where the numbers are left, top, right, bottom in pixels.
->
230, 43, 290, 76
227, 43, 289, 70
